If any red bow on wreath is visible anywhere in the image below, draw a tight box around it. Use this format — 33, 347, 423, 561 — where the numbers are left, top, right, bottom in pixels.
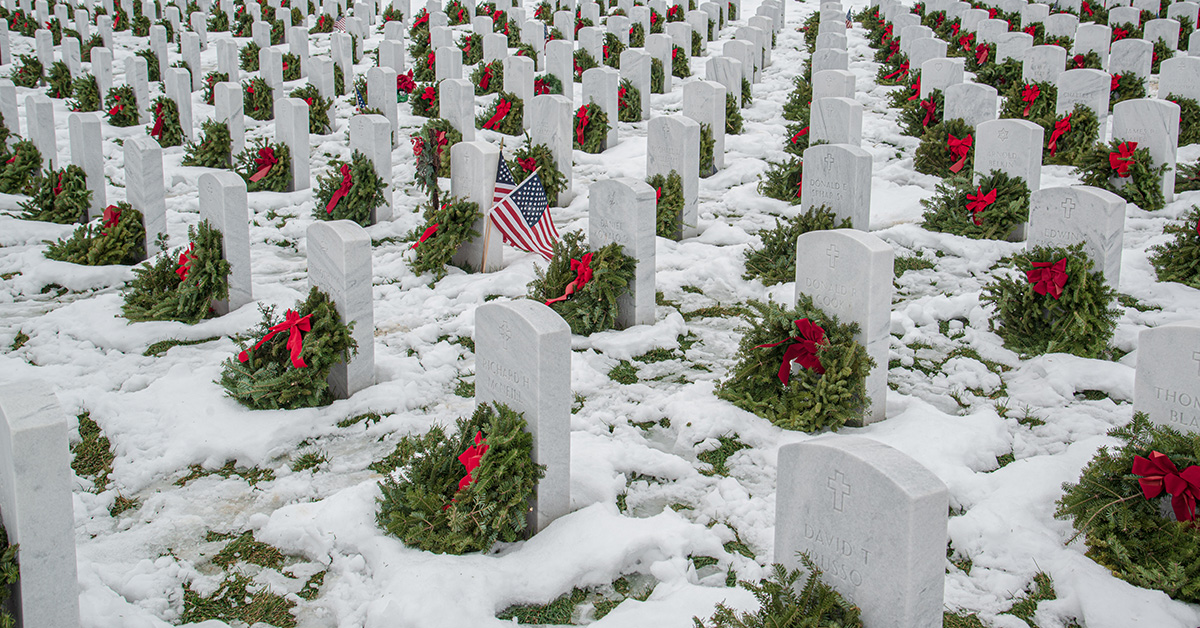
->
1024, 25, 1036, 36
883, 61, 909, 80
920, 98, 938, 127
414, 11, 428, 26
411, 223, 438, 250
987, 7, 997, 18
411, 136, 425, 157
238, 309, 313, 369
326, 164, 352, 214
966, 185, 995, 225
101, 205, 121, 236
959, 33, 975, 52
397, 70, 416, 93
947, 133, 972, 173
484, 99, 512, 130
151, 103, 165, 139
1047, 113, 1072, 156
535, 78, 550, 95
545, 253, 595, 305
1081, 0, 1093, 15
791, 126, 810, 144
795, 180, 803, 198
517, 157, 537, 172
457, 431, 489, 491
1021, 84, 1040, 117
52, 172, 63, 197
1026, 258, 1068, 299
1109, 141, 1137, 177
1132, 451, 1200, 522
951, 22, 960, 36
480, 66, 493, 90
421, 86, 437, 102
426, 51, 436, 69
1112, 27, 1128, 41
249, 147, 278, 182
108, 94, 123, 116
1072, 54, 1086, 68
975, 44, 989, 65
575, 106, 591, 145
886, 40, 899, 61
176, 243, 196, 281
907, 77, 921, 101
1110, 74, 1121, 92
754, 318, 827, 385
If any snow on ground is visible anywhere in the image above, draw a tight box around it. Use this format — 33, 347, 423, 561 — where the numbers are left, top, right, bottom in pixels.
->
1, 0, 1199, 626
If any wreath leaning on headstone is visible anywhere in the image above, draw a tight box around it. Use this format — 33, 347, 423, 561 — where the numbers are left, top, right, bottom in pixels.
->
535, 73, 564, 96
376, 401, 545, 555
699, 123, 716, 177
920, 169, 1031, 240
716, 297, 873, 433
671, 45, 691, 78
999, 80, 1057, 121
914, 117, 975, 176
411, 83, 440, 118
1147, 205, 1200, 289
980, 243, 1119, 359
0, 140, 44, 195
219, 287, 357, 410
476, 91, 525, 135
1178, 161, 1200, 193
573, 48, 600, 81
11, 53, 43, 88
105, 85, 140, 127
1036, 104, 1099, 167
147, 96, 184, 148
314, 151, 387, 227
471, 59, 505, 95
1056, 413, 1200, 604
618, 78, 641, 122
647, 170, 684, 238
235, 138, 291, 193
281, 53, 302, 81
510, 138, 568, 207
417, 118, 462, 178
44, 203, 145, 266
182, 119, 233, 169
45, 61, 72, 99
19, 165, 92, 224
1074, 139, 1167, 211
121, 220, 231, 324
742, 206, 852, 287
899, 88, 944, 137
574, 100, 610, 154
526, 230, 637, 336
68, 73, 101, 112
726, 94, 744, 135
0, 521, 15, 628
1109, 73, 1146, 108
1164, 94, 1200, 147
243, 77, 274, 121
406, 197, 482, 280
288, 84, 333, 135
758, 157, 804, 205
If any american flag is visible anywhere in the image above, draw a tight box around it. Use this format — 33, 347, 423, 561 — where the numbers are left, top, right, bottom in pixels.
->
334, 14, 347, 31
845, 8, 853, 28
354, 86, 366, 108
489, 159, 559, 260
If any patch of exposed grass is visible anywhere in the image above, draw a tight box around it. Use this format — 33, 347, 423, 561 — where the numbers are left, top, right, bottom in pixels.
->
681, 304, 751, 322
634, 347, 677, 363
609, 360, 638, 384
496, 576, 654, 624
337, 412, 382, 428
144, 336, 221, 356
9, 331, 29, 351
697, 436, 750, 477
1076, 389, 1109, 401
71, 412, 114, 489
943, 611, 988, 627
212, 531, 285, 570
1016, 407, 1046, 427
296, 570, 326, 601
1002, 572, 1065, 627
994, 452, 1016, 469
175, 461, 275, 487
895, 254, 936, 277
110, 494, 138, 518
454, 377, 475, 398
290, 451, 327, 473
181, 573, 296, 628
1117, 293, 1161, 312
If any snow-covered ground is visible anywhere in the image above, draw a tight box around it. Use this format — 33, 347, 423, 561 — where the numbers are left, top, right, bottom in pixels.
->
2, 0, 1200, 626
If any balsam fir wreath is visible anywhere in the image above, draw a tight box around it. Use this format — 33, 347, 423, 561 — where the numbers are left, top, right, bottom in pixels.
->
235, 138, 291, 193
147, 96, 184, 148
647, 170, 684, 238
414, 49, 436, 82
208, 8, 229, 31
470, 60, 504, 95
975, 59, 1023, 94
381, 6, 404, 22
802, 12, 821, 51
604, 32, 625, 68
11, 53, 43, 88
920, 169, 1031, 240
446, 0, 469, 24
691, 30, 703, 56
630, 21, 646, 47
416, 118, 461, 178
219, 287, 357, 410
135, 49, 159, 82
270, 18, 286, 45
105, 85, 139, 127
476, 92, 524, 135
726, 94, 744, 135
406, 197, 481, 279
1056, 414, 1200, 604
121, 220, 230, 324
181, 119, 233, 169
310, 12, 334, 32
700, 123, 716, 177
999, 81, 1057, 121
899, 89, 944, 137
716, 297, 873, 432
742, 206, 852, 286
1037, 104, 1099, 167
1177, 161, 1200, 193
411, 83, 439, 118
314, 152, 387, 227
885, 75, 922, 110
1069, 50, 1104, 70
695, 558, 863, 628
1147, 205, 1200, 288
131, 15, 150, 37
376, 402, 544, 555
1164, 94, 1200, 147
617, 78, 640, 122
68, 73, 101, 112
1074, 139, 1167, 211
573, 48, 600, 81
80, 34, 104, 62
913, 118, 975, 176
980, 243, 1118, 358
875, 56, 911, 86
45, 61, 72, 99
0, 140, 44, 195
758, 157, 804, 205
44, 203, 145, 265
1151, 39, 1174, 73
968, 44, 998, 75
510, 138, 568, 207
8, 10, 38, 36
243, 77, 274, 121
0, 111, 9, 146
574, 100, 609, 154
459, 32, 483, 65
281, 53, 301, 81
535, 73, 564, 96
239, 42, 260, 72
650, 57, 665, 93
288, 84, 333, 135
526, 231, 637, 336
334, 65, 345, 96
1110, 73, 1146, 108
670, 45, 690, 78
1110, 21, 1140, 42
19, 165, 92, 224
784, 122, 811, 157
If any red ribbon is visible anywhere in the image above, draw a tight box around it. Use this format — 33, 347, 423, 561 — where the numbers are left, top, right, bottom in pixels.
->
1072, 54, 1086, 69
480, 66, 492, 90
414, 11, 428, 26
1048, 113, 1071, 156
411, 136, 424, 157
959, 33, 974, 51
249, 147, 277, 182
947, 133, 972, 173
791, 126, 809, 144
151, 104, 165, 139
754, 318, 827, 385
575, 105, 591, 145
975, 44, 989, 65
987, 7, 997, 18
1110, 74, 1121, 92
795, 180, 802, 198
456, 431, 489, 491
883, 61, 909, 80
483, 99, 511, 130
53, 172, 63, 197
1024, 25, 1036, 36
545, 253, 595, 305
535, 78, 549, 95
238, 309, 312, 368
426, 51, 436, 69
907, 77, 921, 101
397, 70, 416, 93
1109, 141, 1137, 177
966, 185, 996, 225
101, 205, 121, 235
1112, 27, 1128, 41
108, 94, 123, 116
1021, 84, 1040, 117
1132, 451, 1200, 522
411, 223, 438, 249
1027, 258, 1068, 299
517, 157, 537, 171
325, 164, 352, 214
176, 243, 196, 281
421, 86, 437, 102
920, 98, 937, 126
618, 86, 627, 108
1081, 0, 1093, 15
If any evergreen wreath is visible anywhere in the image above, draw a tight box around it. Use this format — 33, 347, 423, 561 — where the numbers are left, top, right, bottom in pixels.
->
510, 138, 568, 207
0, 520, 15, 628
1069, 50, 1104, 70
233, 8, 254, 36
1110, 73, 1146, 108
409, 8, 431, 45
1151, 39, 1173, 73
414, 49, 436, 82
135, 49, 160, 82
1037, 104, 1099, 167
700, 123, 716, 177
376, 401, 544, 554
647, 170, 684, 238
314, 151, 387, 227
1074, 139, 1167, 211
200, 72, 227, 106
0, 110, 8, 146
920, 169, 1031, 240
1110, 21, 1140, 42
1164, 94, 1200, 147
81, 33, 104, 62
459, 32, 483, 65
121, 220, 231, 324
417, 118, 462, 179
999, 80, 1057, 121
335, 64, 345, 96
782, 77, 812, 122
1044, 35, 1074, 51
289, 84, 333, 134
742, 206, 852, 286
219, 287, 357, 410
446, 0, 470, 24
574, 48, 600, 82
885, 75, 922, 109
875, 55, 912, 86
47, 17, 63, 44
617, 78, 641, 122
0, 140, 44, 195
691, 30, 703, 56
270, 18, 286, 45
239, 42, 260, 72
411, 83, 439, 118
44, 203, 145, 265
716, 296, 873, 432
472, 60, 505, 96
574, 101, 609, 154
1177, 161, 1200, 193
406, 197, 481, 279
726, 94, 744, 134
913, 117, 975, 176
235, 138, 292, 193
694, 558, 863, 628
11, 53, 43, 88
802, 11, 820, 51
412, 124, 445, 206
8, 10, 37, 36
147, 96, 184, 148
981, 243, 1118, 358
630, 21, 646, 47
105, 85, 140, 127
310, 12, 333, 32
19, 165, 92, 224
758, 157, 804, 205
899, 89, 944, 137
976, 59, 1024, 94
68, 73, 101, 112
1056, 414, 1200, 604
381, 6, 404, 22
181, 119, 233, 169
1147, 205, 1200, 288
476, 92, 524, 135
671, 45, 690, 78
525, 230, 638, 336
45, 61, 72, 99
535, 73, 564, 96
281, 53, 301, 81
131, 15, 150, 36
650, 57, 665, 93
208, 8, 229, 31
243, 77, 274, 121
604, 32, 625, 68
727, 2, 736, 20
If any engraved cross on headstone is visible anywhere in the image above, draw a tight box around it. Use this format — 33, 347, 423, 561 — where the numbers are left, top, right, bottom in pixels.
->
827, 243, 840, 268
1061, 197, 1075, 219
823, 151, 836, 171
499, 321, 513, 346
827, 469, 851, 512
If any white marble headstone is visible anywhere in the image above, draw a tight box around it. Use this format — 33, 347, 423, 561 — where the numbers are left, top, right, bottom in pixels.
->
646, 115, 701, 239
1027, 185, 1126, 287
198, 171, 252, 314
1112, 98, 1180, 204
68, 113, 106, 219
307, 220, 374, 398
589, 178, 657, 327
800, 144, 872, 231
450, 141, 503, 271
1134, 321, 1200, 435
